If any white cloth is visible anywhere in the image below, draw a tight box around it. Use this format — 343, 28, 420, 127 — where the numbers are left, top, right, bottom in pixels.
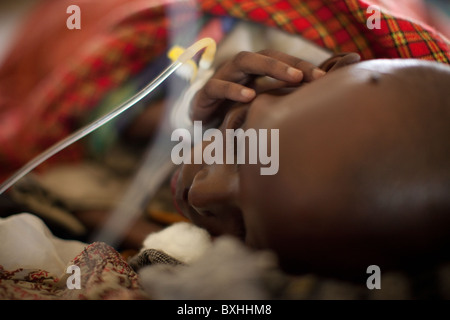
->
0, 213, 87, 276
141, 222, 212, 264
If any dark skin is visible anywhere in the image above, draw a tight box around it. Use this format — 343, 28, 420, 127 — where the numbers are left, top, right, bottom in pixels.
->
172, 50, 450, 280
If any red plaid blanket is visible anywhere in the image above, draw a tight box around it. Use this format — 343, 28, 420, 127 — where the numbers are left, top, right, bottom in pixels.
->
0, 0, 449, 182
202, 0, 449, 61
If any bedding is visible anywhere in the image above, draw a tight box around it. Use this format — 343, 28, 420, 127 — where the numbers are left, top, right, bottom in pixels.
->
0, 0, 450, 300
2, 214, 450, 300
0, 213, 144, 299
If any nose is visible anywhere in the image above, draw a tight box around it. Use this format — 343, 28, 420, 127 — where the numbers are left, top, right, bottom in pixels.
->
188, 164, 239, 214
175, 136, 245, 239
186, 162, 245, 239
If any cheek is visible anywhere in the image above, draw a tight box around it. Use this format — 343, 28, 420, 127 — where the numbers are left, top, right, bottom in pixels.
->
238, 137, 308, 252
239, 164, 279, 249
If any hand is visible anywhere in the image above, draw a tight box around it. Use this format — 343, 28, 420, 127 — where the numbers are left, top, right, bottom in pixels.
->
190, 49, 326, 124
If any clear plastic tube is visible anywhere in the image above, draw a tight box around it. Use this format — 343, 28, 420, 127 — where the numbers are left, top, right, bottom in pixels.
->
0, 37, 216, 195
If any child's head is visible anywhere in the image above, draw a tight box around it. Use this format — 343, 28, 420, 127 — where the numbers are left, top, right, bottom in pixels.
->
172, 57, 450, 277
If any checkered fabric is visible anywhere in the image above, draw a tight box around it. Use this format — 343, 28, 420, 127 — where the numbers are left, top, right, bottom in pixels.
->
0, 0, 449, 183
201, 0, 450, 62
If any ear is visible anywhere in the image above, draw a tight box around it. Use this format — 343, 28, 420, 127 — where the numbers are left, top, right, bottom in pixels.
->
319, 52, 361, 72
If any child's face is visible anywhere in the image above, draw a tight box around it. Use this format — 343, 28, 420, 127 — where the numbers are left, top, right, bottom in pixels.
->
173, 60, 383, 235
172, 59, 449, 274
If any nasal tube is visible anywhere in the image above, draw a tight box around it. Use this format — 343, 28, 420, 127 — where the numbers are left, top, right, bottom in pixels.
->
0, 37, 217, 194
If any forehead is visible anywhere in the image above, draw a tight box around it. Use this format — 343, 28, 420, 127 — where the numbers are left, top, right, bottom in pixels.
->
238, 60, 411, 187
219, 59, 422, 158
247, 64, 386, 128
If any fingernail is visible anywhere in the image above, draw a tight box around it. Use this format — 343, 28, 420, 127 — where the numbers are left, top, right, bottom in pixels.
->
287, 67, 303, 78
241, 88, 255, 99
312, 68, 326, 79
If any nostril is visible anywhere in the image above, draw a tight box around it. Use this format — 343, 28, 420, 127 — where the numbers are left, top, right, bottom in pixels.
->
183, 187, 190, 203
203, 210, 214, 217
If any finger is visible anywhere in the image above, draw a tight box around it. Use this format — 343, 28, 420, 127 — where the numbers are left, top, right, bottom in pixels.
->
295, 60, 326, 82
215, 51, 304, 84
200, 78, 256, 105
191, 79, 255, 121
252, 76, 293, 93
189, 98, 217, 123
256, 49, 326, 82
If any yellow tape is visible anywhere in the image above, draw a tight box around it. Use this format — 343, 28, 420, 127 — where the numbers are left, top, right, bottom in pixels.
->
168, 45, 198, 82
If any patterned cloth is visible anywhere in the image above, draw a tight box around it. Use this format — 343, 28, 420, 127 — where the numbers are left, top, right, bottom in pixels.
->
128, 248, 185, 271
2, 220, 450, 300
201, 0, 450, 61
0, 242, 148, 300
0, 0, 449, 183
